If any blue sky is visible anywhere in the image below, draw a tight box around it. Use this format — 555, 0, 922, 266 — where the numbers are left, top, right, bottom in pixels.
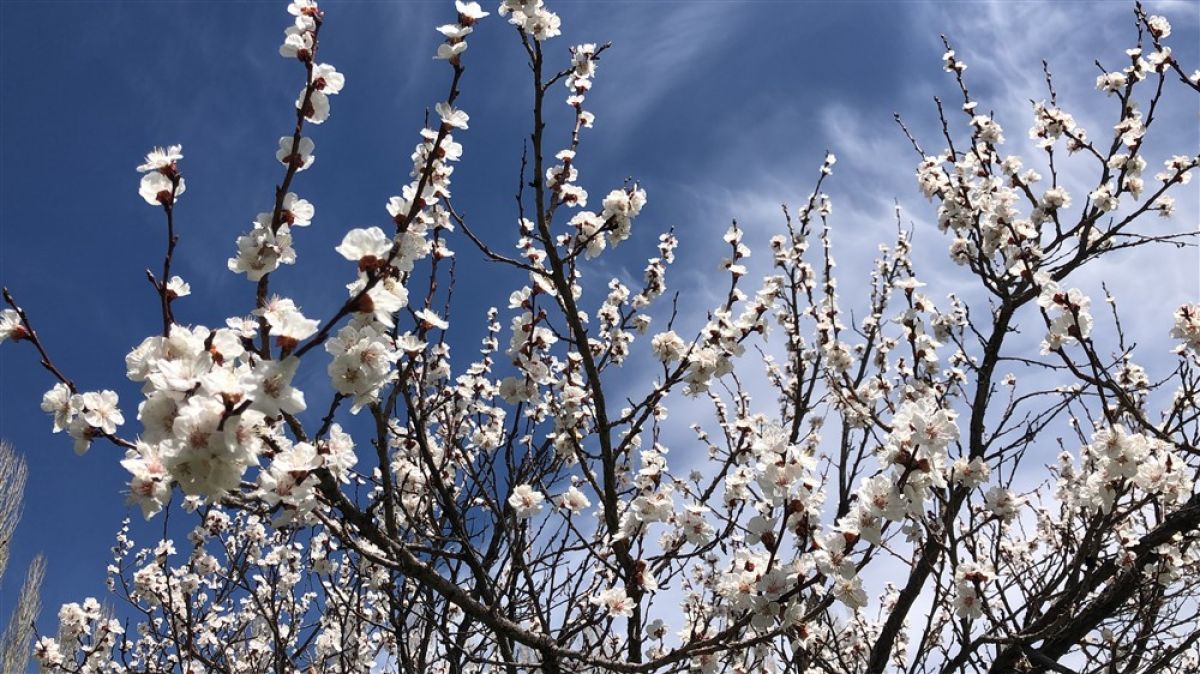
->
1, 0, 1196, 655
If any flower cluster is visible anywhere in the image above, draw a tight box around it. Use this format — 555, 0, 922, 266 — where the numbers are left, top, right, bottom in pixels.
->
499, 0, 561, 41
1171, 303, 1200, 355
1036, 274, 1093, 353
40, 384, 125, 455
1060, 425, 1192, 515
952, 561, 994, 620
120, 322, 311, 512
508, 483, 546, 518
436, 2, 489, 62
136, 145, 184, 206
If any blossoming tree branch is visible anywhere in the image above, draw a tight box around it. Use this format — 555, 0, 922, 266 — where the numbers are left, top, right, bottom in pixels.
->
2, 1, 1199, 673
